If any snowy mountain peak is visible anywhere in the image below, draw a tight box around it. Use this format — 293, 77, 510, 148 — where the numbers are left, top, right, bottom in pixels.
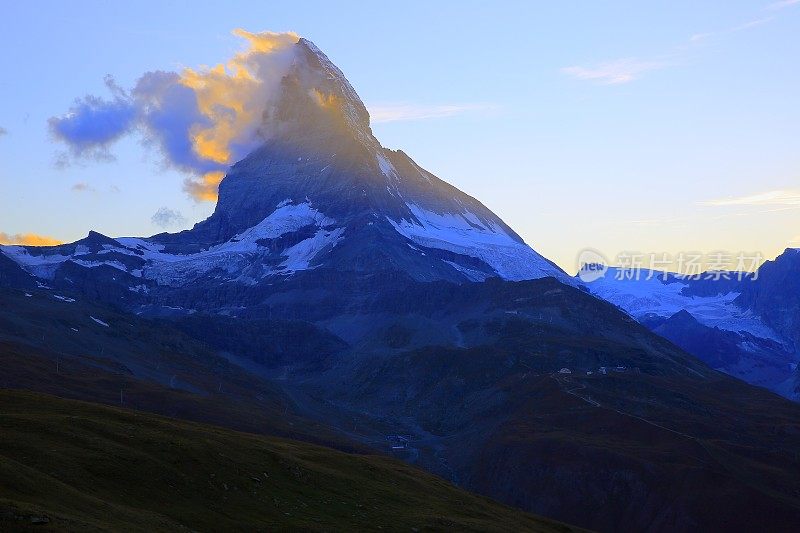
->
1, 37, 569, 291
258, 38, 376, 156
294, 38, 372, 133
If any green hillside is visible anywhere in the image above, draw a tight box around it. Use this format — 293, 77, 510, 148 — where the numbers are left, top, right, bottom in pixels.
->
0, 390, 578, 532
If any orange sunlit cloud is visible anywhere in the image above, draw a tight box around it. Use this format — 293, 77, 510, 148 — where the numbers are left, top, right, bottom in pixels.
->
0, 232, 63, 246
178, 30, 300, 200
50, 29, 301, 203
183, 171, 226, 202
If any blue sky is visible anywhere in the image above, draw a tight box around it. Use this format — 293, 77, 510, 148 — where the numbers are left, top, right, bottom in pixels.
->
1, 0, 798, 271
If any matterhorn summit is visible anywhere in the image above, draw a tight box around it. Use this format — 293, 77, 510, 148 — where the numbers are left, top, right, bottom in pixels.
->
1, 38, 567, 311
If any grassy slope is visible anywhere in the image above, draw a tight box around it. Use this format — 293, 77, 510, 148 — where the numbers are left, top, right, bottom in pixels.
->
334, 279, 800, 530
0, 288, 365, 453
470, 373, 800, 531
0, 340, 366, 454
0, 390, 578, 532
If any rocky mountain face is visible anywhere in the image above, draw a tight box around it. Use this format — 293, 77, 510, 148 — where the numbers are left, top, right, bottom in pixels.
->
2, 38, 800, 531
736, 249, 800, 345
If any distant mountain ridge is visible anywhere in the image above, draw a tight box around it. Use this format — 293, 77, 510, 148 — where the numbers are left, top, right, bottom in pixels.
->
582, 251, 800, 400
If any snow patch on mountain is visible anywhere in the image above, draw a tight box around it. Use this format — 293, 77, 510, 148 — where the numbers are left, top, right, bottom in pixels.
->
442, 260, 491, 282
138, 203, 340, 284
388, 203, 563, 281
72, 258, 141, 276
113, 238, 169, 260
90, 316, 110, 327
280, 227, 345, 272
0, 246, 71, 279
217, 202, 336, 254
376, 153, 398, 180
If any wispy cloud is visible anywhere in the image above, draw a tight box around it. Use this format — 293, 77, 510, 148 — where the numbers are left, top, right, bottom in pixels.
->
690, 17, 773, 42
623, 213, 695, 227
700, 189, 800, 207
561, 58, 669, 85
621, 209, 762, 227
151, 207, 186, 228
0, 126, 7, 137
368, 103, 496, 123
768, 0, 800, 11
71, 181, 94, 192
49, 76, 136, 163
0, 232, 63, 246
564, 8, 779, 85
49, 30, 301, 202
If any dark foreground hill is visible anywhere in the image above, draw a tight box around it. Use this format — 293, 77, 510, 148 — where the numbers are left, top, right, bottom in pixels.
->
0, 390, 577, 532
0, 288, 359, 453
4, 278, 800, 531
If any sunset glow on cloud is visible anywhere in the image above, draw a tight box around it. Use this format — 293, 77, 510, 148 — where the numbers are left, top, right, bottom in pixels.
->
179, 30, 299, 196
49, 30, 300, 201
0, 232, 63, 246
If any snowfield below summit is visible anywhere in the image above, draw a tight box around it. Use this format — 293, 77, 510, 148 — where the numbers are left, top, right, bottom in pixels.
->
388, 203, 565, 281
